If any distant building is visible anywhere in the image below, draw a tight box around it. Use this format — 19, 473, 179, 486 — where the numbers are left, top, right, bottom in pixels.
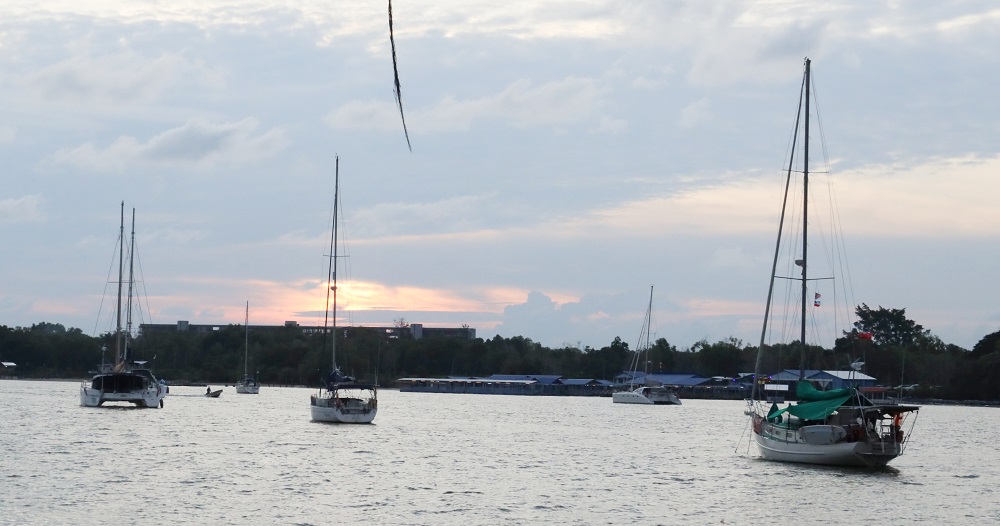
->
139, 321, 476, 340
397, 374, 614, 396
767, 369, 877, 390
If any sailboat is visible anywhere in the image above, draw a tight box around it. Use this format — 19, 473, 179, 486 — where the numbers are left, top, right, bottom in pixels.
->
80, 202, 167, 409
745, 58, 918, 467
612, 286, 681, 405
309, 156, 378, 424
235, 301, 260, 394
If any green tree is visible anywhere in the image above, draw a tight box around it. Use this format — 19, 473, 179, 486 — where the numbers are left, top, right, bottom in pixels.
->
853, 304, 928, 347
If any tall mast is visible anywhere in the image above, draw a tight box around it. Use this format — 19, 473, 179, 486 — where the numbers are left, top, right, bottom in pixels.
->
322, 156, 341, 375
125, 208, 136, 365
115, 201, 125, 366
644, 285, 653, 375
799, 57, 811, 380
244, 301, 249, 376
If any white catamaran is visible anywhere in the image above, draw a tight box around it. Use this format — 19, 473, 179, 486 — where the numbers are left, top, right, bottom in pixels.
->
80, 203, 167, 409
235, 301, 260, 394
745, 58, 918, 467
309, 156, 378, 424
613, 286, 681, 406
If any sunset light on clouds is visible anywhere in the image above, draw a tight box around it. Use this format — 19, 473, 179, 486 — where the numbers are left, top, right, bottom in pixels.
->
1, 1, 998, 351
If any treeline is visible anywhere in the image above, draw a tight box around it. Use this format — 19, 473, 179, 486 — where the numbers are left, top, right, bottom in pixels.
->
2, 305, 999, 400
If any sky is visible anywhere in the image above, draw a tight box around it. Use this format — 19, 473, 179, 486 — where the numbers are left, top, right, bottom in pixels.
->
1, 1, 998, 353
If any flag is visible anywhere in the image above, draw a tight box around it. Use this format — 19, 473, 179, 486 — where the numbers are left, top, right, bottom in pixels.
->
859, 331, 873, 340
813, 293, 821, 307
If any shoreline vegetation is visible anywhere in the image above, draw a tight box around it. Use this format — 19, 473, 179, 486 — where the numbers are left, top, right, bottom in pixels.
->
2, 314, 999, 402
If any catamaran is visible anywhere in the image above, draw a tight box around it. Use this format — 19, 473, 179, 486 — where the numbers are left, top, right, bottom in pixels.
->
613, 286, 681, 406
80, 203, 167, 409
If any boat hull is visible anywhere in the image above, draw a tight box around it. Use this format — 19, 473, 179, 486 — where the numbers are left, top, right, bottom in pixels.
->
235, 384, 259, 394
310, 390, 377, 424
613, 386, 681, 405
753, 421, 902, 467
80, 372, 166, 408
612, 391, 653, 404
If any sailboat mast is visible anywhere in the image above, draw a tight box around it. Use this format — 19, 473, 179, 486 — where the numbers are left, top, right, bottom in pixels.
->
244, 301, 249, 376
799, 57, 811, 380
644, 285, 653, 375
322, 156, 341, 375
115, 201, 125, 365
332, 158, 340, 373
125, 208, 136, 365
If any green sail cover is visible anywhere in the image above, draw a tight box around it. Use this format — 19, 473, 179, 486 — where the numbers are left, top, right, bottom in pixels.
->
796, 380, 855, 401
765, 382, 857, 422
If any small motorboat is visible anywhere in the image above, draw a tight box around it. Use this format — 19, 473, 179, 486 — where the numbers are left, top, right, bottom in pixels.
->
205, 388, 222, 398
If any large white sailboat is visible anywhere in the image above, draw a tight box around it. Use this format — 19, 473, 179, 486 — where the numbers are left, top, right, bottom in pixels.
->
235, 301, 260, 394
309, 157, 378, 424
613, 286, 681, 406
745, 58, 918, 467
80, 203, 167, 409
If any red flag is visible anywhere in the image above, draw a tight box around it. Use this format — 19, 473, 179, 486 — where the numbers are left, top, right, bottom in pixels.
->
859, 332, 873, 340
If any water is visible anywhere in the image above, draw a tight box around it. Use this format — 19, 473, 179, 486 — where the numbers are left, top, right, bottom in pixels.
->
1, 380, 997, 524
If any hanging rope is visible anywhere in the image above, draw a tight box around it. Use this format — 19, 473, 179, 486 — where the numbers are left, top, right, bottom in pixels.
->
388, 0, 412, 151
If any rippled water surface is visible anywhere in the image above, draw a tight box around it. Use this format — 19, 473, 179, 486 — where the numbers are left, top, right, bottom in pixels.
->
2, 380, 998, 524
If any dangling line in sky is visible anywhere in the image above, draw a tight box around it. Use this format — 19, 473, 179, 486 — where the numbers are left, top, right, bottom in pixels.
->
388, 0, 412, 152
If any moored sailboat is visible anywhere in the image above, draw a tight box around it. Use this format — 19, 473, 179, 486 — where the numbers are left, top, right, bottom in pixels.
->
745, 58, 917, 467
309, 156, 377, 424
613, 286, 681, 406
80, 203, 167, 409
235, 301, 260, 394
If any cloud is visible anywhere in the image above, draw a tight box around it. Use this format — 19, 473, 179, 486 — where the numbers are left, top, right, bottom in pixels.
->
50, 118, 288, 173
26, 52, 188, 105
677, 98, 711, 129
0, 195, 43, 223
349, 194, 501, 237
548, 153, 1000, 240
328, 77, 606, 133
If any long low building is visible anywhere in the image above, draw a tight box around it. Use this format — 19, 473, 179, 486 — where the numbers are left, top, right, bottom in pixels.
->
139, 321, 475, 340
397, 374, 615, 397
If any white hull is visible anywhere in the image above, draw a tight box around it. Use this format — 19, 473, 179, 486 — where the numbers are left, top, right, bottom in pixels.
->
310, 390, 377, 424
80, 374, 166, 409
612, 391, 652, 404
235, 383, 259, 394
753, 419, 902, 467
613, 386, 681, 405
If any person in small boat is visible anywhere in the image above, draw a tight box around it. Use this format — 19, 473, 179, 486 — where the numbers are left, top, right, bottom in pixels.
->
206, 386, 211, 395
